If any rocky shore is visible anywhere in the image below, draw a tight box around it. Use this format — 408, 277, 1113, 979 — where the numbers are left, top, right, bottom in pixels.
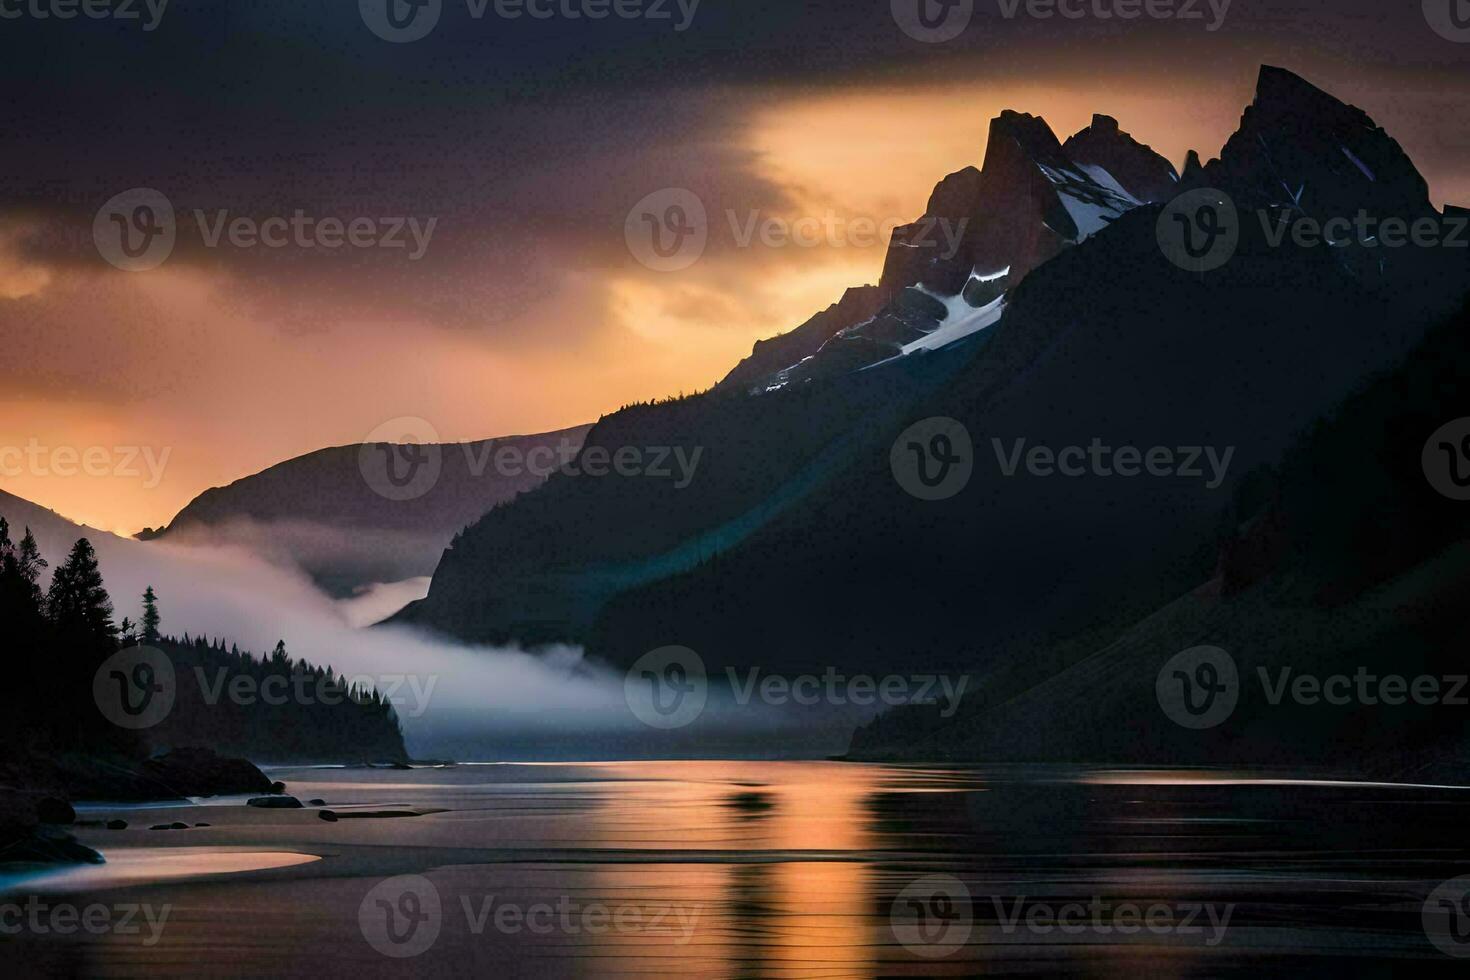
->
0, 747, 274, 867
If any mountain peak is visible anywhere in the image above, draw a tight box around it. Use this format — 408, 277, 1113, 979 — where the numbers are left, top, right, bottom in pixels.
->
1191, 66, 1433, 218
986, 110, 1070, 171
1063, 113, 1179, 203
1253, 64, 1351, 119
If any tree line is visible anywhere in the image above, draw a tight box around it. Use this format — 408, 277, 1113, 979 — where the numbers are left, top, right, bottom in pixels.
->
0, 523, 406, 764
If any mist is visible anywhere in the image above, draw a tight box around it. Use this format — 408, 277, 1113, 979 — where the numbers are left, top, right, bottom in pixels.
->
2, 489, 870, 760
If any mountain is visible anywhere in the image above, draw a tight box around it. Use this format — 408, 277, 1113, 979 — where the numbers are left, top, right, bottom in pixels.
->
139, 424, 591, 596
400, 67, 1470, 691
714, 109, 1178, 395
847, 291, 1470, 778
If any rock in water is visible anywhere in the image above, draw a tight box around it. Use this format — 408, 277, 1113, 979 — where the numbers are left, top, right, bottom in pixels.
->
247, 796, 303, 809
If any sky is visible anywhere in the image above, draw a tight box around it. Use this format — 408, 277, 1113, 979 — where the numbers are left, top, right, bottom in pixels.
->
2, 0, 1468, 534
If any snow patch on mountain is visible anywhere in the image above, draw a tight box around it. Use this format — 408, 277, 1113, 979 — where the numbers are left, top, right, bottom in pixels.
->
902, 294, 1006, 354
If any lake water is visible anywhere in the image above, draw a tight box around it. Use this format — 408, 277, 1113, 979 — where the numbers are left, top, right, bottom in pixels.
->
8, 761, 1470, 977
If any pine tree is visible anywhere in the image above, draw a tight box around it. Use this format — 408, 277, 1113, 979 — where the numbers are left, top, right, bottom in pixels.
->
17, 528, 46, 591
141, 585, 161, 645
46, 538, 116, 648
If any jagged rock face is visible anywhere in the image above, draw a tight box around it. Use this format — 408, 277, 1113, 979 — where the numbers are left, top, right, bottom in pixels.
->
1192, 65, 1434, 220
721, 108, 1172, 395
715, 286, 884, 393
1062, 113, 1180, 203
878, 166, 983, 298
727, 67, 1454, 400
1181, 149, 1205, 180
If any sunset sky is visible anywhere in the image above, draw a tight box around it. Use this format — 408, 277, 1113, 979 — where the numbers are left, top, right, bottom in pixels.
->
2, 0, 1468, 534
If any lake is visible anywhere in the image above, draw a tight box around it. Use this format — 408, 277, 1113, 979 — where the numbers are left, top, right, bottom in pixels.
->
7, 761, 1470, 976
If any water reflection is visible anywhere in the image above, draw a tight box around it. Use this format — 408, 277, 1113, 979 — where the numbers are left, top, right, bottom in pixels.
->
7, 762, 1470, 977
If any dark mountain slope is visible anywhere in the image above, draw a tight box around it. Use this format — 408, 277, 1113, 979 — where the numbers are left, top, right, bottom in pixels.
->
141, 424, 590, 595
407, 67, 1470, 684
847, 293, 1470, 778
